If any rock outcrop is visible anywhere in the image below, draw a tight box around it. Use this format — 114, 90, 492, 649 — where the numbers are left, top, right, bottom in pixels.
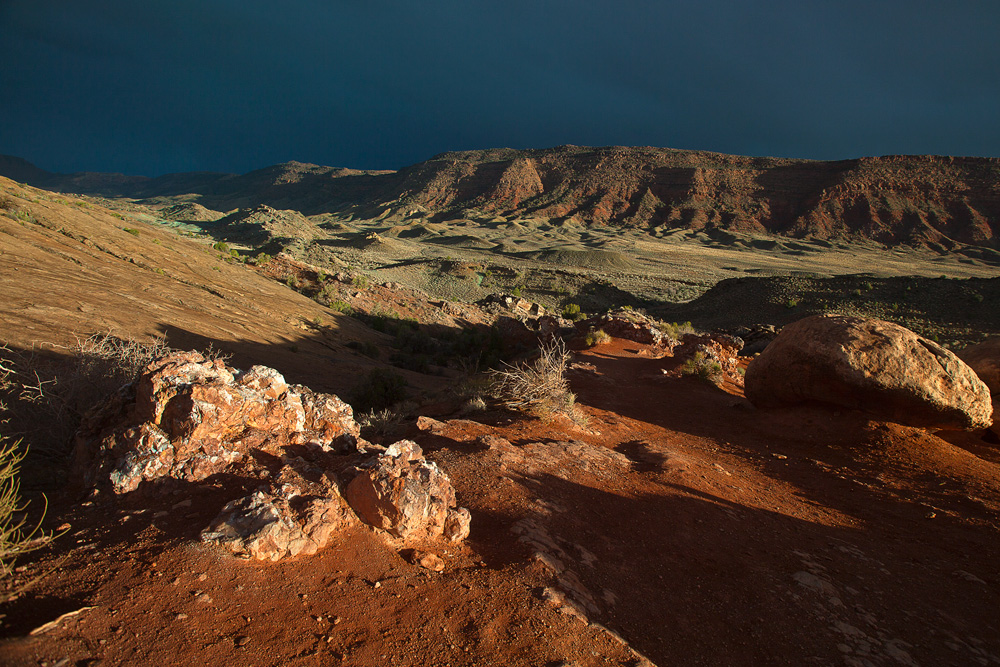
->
200, 464, 355, 561
586, 309, 679, 348
344, 440, 471, 542
744, 315, 993, 430
72, 351, 471, 560
73, 351, 362, 493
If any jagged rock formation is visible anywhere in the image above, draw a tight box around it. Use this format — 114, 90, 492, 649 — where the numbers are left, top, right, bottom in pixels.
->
72, 351, 470, 560
72, 351, 363, 492
344, 440, 471, 542
745, 315, 993, 430
5, 146, 999, 249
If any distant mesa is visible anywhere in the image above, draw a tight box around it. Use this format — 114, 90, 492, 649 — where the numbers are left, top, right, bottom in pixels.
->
2, 145, 998, 250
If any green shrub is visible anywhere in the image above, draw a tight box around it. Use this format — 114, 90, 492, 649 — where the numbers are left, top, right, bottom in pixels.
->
562, 303, 585, 321
352, 274, 369, 289
329, 300, 354, 315
656, 320, 696, 342
213, 241, 230, 253
353, 369, 408, 412
123, 228, 141, 237
584, 329, 611, 346
680, 351, 723, 384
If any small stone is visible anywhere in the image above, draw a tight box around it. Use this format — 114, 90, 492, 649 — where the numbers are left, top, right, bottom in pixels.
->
235, 636, 250, 647
175, 613, 188, 620
418, 553, 445, 572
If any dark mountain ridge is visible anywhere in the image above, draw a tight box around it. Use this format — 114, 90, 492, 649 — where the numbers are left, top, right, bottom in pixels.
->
4, 146, 999, 249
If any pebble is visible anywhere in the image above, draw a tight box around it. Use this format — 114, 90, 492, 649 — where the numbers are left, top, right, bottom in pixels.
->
235, 636, 250, 647
175, 613, 188, 620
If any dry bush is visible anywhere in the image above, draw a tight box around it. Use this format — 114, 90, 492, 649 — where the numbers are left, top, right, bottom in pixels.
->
0, 437, 47, 581
357, 408, 404, 440
489, 338, 586, 424
584, 329, 611, 347
72, 332, 171, 395
0, 333, 172, 458
0, 353, 51, 584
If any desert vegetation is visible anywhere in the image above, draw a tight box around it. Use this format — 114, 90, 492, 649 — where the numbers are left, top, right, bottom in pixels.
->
489, 338, 586, 424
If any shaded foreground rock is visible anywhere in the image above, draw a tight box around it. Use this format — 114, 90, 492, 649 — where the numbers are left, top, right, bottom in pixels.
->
72, 351, 470, 560
745, 315, 993, 430
959, 337, 1000, 435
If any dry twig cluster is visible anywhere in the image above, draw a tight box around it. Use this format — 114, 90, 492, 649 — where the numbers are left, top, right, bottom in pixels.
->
489, 338, 586, 424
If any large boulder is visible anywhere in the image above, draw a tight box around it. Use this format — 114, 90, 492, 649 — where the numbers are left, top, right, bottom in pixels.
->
744, 315, 993, 430
958, 337, 1000, 435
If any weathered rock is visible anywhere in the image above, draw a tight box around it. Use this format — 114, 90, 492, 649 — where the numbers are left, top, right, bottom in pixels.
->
343, 440, 470, 541
745, 315, 993, 430
200, 466, 355, 561
73, 351, 362, 493
672, 333, 745, 386
587, 309, 679, 348
958, 337, 1000, 434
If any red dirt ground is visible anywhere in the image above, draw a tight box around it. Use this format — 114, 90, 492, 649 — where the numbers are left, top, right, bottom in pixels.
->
3, 337, 999, 666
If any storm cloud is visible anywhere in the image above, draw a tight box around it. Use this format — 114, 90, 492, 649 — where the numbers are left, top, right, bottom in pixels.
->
2, 0, 998, 175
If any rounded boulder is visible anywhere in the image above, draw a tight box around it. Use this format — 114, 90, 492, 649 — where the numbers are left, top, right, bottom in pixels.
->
744, 315, 993, 430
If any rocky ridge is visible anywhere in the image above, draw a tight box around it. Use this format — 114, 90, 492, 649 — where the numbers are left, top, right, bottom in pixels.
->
5, 146, 999, 250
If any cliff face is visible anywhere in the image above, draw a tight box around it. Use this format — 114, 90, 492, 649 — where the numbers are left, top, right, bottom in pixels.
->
377, 147, 1000, 249
5, 146, 999, 248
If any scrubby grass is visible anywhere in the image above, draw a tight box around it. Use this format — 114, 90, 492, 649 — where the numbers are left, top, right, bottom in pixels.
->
680, 351, 723, 384
656, 320, 696, 343
584, 329, 611, 346
489, 338, 586, 425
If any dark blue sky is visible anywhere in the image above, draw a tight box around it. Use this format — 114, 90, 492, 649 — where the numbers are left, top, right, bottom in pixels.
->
2, 1, 999, 176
